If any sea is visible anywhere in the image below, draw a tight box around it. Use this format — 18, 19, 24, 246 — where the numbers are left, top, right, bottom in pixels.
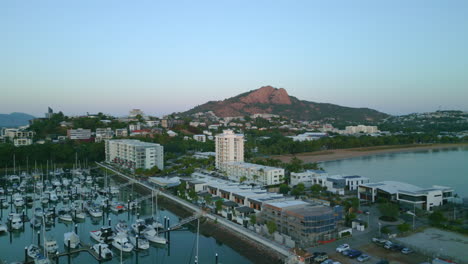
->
321, 146, 468, 198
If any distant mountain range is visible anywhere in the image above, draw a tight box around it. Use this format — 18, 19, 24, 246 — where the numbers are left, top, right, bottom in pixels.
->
182, 86, 389, 122
0, 112, 36, 127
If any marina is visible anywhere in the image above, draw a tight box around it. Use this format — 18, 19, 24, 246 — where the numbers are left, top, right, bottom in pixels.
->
0, 163, 252, 264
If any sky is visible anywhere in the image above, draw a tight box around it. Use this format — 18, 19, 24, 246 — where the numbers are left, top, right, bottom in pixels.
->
1, 0, 467, 117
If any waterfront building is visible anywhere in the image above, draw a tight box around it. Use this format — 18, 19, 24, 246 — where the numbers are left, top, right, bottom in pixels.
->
288, 132, 327, 142
290, 170, 328, 187
193, 134, 206, 142
326, 175, 370, 191
67, 128, 91, 140
105, 139, 164, 170
261, 200, 342, 247
215, 130, 244, 169
358, 181, 454, 211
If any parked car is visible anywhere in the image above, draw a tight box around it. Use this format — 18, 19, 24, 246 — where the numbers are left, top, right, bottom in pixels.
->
383, 241, 393, 249
312, 252, 328, 263
336, 244, 350, 253
320, 260, 334, 264
401, 248, 414, 254
372, 238, 387, 245
341, 249, 351, 256
357, 254, 371, 262
347, 249, 362, 259
391, 244, 404, 251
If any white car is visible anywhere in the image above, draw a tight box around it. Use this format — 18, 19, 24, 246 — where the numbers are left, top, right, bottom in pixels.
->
336, 244, 350, 253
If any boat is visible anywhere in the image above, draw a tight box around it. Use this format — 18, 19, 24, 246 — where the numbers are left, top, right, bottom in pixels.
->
11, 215, 23, 230
27, 244, 41, 259
62, 178, 70, 187
129, 235, 150, 250
34, 254, 51, 264
92, 243, 113, 259
35, 208, 44, 218
111, 233, 134, 252
13, 194, 25, 207
90, 226, 114, 243
45, 238, 58, 254
58, 213, 72, 222
145, 217, 163, 229
89, 207, 103, 218
64, 232, 80, 249
143, 228, 167, 244
115, 220, 129, 234
49, 192, 58, 202
30, 217, 42, 228
0, 222, 8, 233
131, 219, 147, 234
85, 176, 93, 185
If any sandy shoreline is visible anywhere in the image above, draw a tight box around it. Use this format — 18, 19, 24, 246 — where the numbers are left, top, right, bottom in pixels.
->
271, 143, 468, 163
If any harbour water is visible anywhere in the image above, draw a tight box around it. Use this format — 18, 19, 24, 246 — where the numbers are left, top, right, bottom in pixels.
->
0, 177, 251, 264
321, 146, 468, 197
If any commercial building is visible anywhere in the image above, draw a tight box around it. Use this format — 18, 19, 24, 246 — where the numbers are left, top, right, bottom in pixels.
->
67, 128, 91, 140
221, 162, 284, 186
290, 170, 328, 187
215, 130, 244, 169
288, 132, 327, 142
326, 175, 370, 191
261, 200, 343, 247
358, 181, 454, 211
105, 139, 164, 170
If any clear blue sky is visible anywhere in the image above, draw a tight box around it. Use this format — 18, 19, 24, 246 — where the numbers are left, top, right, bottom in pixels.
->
1, 0, 467, 117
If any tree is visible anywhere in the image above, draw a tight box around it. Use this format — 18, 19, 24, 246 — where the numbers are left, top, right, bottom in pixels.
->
188, 189, 198, 203
428, 210, 446, 225
177, 181, 187, 198
397, 222, 411, 232
310, 184, 323, 195
291, 183, 305, 196
378, 202, 399, 221
215, 200, 223, 213
250, 214, 257, 225
266, 221, 277, 234
279, 184, 291, 195
239, 176, 247, 183
204, 195, 212, 205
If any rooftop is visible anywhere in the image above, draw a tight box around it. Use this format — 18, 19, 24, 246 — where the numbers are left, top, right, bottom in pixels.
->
108, 139, 162, 147
265, 200, 308, 209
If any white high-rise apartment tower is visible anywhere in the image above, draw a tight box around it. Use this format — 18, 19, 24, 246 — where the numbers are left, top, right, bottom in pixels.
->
215, 130, 244, 169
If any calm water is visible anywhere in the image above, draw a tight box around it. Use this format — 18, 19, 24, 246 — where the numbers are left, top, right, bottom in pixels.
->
322, 146, 468, 197
0, 186, 251, 264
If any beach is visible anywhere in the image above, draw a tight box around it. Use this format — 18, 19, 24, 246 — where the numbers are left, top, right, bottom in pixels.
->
271, 143, 468, 163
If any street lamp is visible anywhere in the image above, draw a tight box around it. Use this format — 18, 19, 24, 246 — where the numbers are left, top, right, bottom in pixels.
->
378, 222, 381, 237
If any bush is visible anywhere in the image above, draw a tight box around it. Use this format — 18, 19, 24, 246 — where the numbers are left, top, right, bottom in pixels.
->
341, 231, 351, 237
381, 226, 391, 234
397, 222, 411, 232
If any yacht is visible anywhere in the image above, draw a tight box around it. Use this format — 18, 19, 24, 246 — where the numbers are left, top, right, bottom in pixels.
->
90, 226, 114, 243
144, 228, 167, 244
92, 243, 113, 259
27, 244, 41, 259
111, 233, 134, 252
64, 232, 80, 249
73, 210, 86, 220
131, 219, 147, 234
45, 238, 58, 254
30, 217, 42, 228
115, 220, 129, 234
13, 194, 25, 207
0, 222, 8, 233
89, 207, 103, 218
35, 208, 44, 218
129, 235, 150, 250
11, 215, 23, 230
58, 209, 73, 222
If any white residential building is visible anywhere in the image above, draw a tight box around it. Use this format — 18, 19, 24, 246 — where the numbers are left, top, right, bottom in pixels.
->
167, 130, 178, 137
193, 134, 206, 142
221, 162, 285, 186
1, 128, 35, 139
146, 120, 159, 127
345, 125, 379, 134
95, 128, 114, 142
105, 139, 164, 170
129, 109, 144, 118
290, 170, 329, 187
115, 128, 128, 137
129, 123, 141, 132
14, 138, 33, 147
215, 130, 244, 169
288, 132, 327, 142
67, 128, 91, 140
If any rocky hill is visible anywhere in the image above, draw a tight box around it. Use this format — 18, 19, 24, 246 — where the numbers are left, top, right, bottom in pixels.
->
183, 86, 389, 122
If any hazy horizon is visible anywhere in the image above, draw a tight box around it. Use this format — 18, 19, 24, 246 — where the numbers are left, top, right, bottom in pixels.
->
2, 1, 467, 117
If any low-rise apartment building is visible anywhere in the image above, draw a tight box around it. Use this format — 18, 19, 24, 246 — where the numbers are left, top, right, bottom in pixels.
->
358, 181, 454, 211
193, 134, 206, 142
14, 138, 33, 147
105, 139, 164, 170
95, 128, 114, 142
221, 162, 284, 186
115, 128, 128, 137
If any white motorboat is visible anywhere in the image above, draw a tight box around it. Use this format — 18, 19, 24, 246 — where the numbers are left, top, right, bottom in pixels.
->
13, 194, 25, 207
45, 238, 58, 254
27, 244, 41, 259
92, 243, 113, 259
143, 228, 167, 244
129, 235, 150, 250
115, 220, 129, 234
49, 192, 58, 202
85, 176, 93, 185
30, 217, 42, 228
64, 232, 80, 249
90, 226, 114, 243
131, 219, 147, 234
0, 222, 8, 233
89, 208, 103, 218
34, 254, 51, 264
35, 208, 44, 218
111, 233, 134, 252
58, 213, 72, 222
62, 178, 70, 187
11, 215, 23, 230
145, 217, 163, 229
